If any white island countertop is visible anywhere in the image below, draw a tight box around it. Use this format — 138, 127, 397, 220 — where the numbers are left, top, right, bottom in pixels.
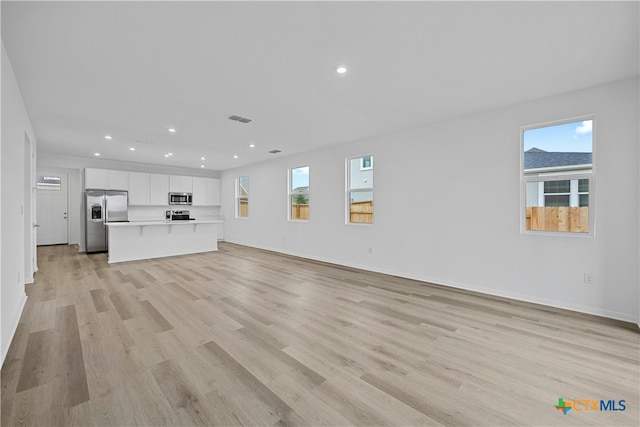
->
106, 219, 223, 227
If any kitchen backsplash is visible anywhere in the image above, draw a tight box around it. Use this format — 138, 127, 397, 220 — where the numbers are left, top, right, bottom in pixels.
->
128, 206, 221, 221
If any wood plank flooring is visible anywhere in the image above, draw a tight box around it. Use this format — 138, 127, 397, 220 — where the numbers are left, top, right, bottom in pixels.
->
2, 242, 638, 426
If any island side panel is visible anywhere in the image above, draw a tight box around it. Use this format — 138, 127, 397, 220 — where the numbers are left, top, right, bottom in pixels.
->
107, 223, 218, 263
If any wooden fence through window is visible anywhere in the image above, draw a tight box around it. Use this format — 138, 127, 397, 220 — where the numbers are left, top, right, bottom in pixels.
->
291, 204, 309, 220
289, 202, 373, 222
526, 206, 589, 233
350, 201, 373, 223
239, 200, 249, 217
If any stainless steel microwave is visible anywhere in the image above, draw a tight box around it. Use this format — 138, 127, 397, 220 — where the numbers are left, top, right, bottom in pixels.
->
168, 192, 192, 205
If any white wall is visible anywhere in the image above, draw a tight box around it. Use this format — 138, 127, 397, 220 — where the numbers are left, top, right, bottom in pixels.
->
221, 78, 640, 323
1, 43, 36, 364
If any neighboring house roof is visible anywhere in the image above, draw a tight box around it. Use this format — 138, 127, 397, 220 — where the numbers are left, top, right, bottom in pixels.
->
524, 148, 592, 170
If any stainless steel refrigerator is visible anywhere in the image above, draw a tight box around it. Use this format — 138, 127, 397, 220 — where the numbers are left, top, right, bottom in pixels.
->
85, 189, 129, 253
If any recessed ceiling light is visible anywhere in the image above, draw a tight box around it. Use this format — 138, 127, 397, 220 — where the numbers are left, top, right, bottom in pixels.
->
200, 165, 205, 168
164, 154, 170, 158
249, 144, 255, 148
168, 128, 176, 133
104, 135, 112, 140
228, 115, 252, 124
94, 152, 100, 156
129, 147, 135, 151
233, 155, 238, 159
336, 65, 347, 74
200, 157, 206, 160
168, 153, 173, 156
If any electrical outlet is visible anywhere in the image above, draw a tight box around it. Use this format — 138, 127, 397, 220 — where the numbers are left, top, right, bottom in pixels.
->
584, 273, 594, 285
18, 272, 21, 283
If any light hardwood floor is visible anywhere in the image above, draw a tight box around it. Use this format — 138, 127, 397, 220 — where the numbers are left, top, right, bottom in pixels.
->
1, 242, 638, 426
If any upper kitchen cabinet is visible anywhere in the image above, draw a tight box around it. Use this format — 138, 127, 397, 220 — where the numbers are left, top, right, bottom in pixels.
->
85, 168, 106, 188
108, 171, 129, 191
128, 172, 150, 205
169, 175, 193, 193
192, 177, 221, 206
149, 174, 169, 205
85, 168, 129, 191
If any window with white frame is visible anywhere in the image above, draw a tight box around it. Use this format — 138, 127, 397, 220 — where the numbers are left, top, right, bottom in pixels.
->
347, 155, 373, 224
236, 176, 249, 218
36, 176, 61, 190
289, 166, 309, 221
522, 118, 594, 234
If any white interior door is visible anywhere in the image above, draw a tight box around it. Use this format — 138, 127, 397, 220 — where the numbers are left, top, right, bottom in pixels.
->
36, 174, 68, 245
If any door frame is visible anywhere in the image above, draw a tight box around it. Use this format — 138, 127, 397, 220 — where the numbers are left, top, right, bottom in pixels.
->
24, 133, 36, 282
36, 168, 70, 246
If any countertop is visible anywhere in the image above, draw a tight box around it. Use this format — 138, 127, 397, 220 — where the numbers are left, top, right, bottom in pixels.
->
106, 219, 223, 227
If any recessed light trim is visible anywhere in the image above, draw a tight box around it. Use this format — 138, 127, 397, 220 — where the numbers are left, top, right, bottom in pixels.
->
228, 115, 253, 124
168, 128, 176, 133
94, 152, 101, 156
336, 65, 347, 74
129, 147, 135, 151
249, 144, 255, 148
233, 155, 238, 159
200, 157, 206, 160
200, 165, 205, 168
104, 135, 112, 140
164, 154, 170, 158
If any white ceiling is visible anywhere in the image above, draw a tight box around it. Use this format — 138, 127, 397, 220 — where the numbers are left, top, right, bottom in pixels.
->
2, 1, 638, 171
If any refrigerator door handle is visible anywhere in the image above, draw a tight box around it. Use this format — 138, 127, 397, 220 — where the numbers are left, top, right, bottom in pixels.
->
104, 198, 108, 224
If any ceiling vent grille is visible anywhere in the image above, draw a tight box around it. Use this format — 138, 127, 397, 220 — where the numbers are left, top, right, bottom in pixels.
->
228, 115, 252, 124
268, 149, 282, 154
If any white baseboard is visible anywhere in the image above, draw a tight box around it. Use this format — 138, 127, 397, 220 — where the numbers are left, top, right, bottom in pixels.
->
1, 293, 28, 366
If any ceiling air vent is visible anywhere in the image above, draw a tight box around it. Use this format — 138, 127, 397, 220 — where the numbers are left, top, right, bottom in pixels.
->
228, 115, 252, 124
268, 149, 282, 154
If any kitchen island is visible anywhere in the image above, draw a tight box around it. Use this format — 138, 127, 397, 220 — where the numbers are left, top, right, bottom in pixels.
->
105, 219, 222, 263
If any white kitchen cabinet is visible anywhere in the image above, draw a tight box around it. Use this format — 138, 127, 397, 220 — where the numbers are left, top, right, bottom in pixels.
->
192, 177, 221, 206
108, 170, 129, 191
149, 173, 169, 205
169, 175, 193, 193
85, 168, 108, 189
128, 172, 150, 205
192, 177, 207, 206
85, 168, 129, 190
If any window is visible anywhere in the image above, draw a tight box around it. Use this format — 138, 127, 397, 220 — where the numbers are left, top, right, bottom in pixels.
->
348, 155, 373, 224
289, 166, 309, 220
236, 176, 249, 218
361, 156, 373, 170
36, 176, 61, 190
522, 118, 594, 234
